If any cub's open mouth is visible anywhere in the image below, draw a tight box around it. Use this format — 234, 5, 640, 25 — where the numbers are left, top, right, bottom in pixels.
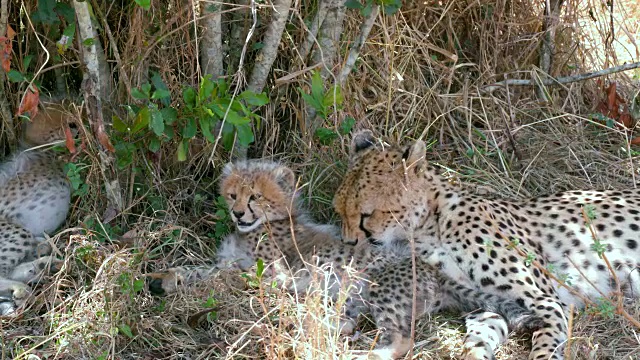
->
236, 219, 258, 230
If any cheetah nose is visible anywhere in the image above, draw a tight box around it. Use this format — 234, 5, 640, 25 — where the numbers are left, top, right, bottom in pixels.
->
233, 210, 245, 219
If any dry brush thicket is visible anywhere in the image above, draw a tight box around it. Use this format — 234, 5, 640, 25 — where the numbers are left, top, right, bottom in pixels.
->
0, 0, 639, 359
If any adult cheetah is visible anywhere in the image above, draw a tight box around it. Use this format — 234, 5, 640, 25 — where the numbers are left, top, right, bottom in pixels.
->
150, 160, 536, 359
334, 130, 640, 360
0, 103, 73, 315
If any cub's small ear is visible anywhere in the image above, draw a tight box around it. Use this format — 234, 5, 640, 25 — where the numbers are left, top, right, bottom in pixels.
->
351, 130, 375, 154
274, 166, 296, 192
221, 162, 236, 179
402, 140, 427, 165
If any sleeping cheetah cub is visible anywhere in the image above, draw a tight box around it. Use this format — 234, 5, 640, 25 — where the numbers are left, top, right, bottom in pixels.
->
0, 104, 72, 315
335, 130, 640, 360
150, 160, 536, 359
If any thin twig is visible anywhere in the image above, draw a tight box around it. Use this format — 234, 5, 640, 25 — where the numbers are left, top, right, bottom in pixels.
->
337, 5, 379, 85
483, 61, 640, 92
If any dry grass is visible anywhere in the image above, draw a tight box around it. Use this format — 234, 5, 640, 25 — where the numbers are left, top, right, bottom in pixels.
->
1, 0, 640, 359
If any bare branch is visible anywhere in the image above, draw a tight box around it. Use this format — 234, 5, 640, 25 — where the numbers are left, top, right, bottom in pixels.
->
246, 0, 293, 93
483, 61, 640, 93
338, 5, 379, 85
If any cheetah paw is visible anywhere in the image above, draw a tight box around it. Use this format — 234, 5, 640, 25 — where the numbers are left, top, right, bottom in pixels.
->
0, 282, 32, 316
147, 268, 186, 295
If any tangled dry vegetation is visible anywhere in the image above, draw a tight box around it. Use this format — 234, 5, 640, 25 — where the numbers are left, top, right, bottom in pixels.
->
1, 0, 640, 359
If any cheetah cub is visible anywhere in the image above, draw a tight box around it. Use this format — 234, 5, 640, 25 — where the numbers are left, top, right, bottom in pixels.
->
335, 130, 640, 360
150, 160, 535, 360
0, 104, 72, 315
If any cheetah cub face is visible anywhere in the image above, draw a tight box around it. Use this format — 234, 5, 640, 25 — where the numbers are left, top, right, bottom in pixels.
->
23, 103, 74, 146
221, 161, 298, 233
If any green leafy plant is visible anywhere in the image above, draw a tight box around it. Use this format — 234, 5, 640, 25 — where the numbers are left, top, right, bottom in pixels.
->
314, 117, 355, 145
299, 70, 343, 120
344, 0, 402, 16
114, 74, 268, 166
64, 162, 89, 197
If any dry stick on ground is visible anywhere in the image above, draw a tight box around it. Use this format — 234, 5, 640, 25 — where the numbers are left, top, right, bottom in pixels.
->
537, 0, 565, 101
483, 61, 640, 92
338, 5, 379, 85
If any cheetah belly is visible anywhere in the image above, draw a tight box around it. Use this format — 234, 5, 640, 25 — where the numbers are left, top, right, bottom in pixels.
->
0, 176, 70, 236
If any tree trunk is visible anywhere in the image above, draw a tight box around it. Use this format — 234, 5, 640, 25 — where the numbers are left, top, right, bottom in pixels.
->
200, 0, 224, 79
73, 0, 122, 219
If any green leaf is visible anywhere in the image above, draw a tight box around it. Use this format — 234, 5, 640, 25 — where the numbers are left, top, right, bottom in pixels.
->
345, 0, 363, 9
7, 70, 25, 83
256, 258, 264, 278
23, 55, 34, 71
322, 86, 343, 108
200, 75, 216, 99
118, 324, 133, 338
134, 0, 151, 10
133, 279, 145, 293
132, 107, 150, 133
251, 42, 264, 51
141, 83, 152, 97
54, 2, 76, 23
131, 87, 149, 101
314, 128, 338, 145
33, 0, 58, 25
163, 125, 175, 140
239, 91, 269, 107
300, 91, 324, 117
82, 38, 95, 46
182, 117, 197, 138
199, 117, 217, 143
362, 1, 373, 17
149, 109, 164, 136
148, 137, 161, 153
177, 139, 188, 162
221, 122, 235, 151
339, 117, 356, 135
160, 107, 177, 125
150, 72, 171, 104
151, 88, 171, 100
310, 71, 324, 103
183, 87, 197, 109
235, 123, 254, 147
112, 115, 129, 133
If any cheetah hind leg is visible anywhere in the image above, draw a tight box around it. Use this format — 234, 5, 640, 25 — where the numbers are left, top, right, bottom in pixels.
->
459, 311, 509, 360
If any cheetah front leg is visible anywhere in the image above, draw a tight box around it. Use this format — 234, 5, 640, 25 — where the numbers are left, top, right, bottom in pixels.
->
147, 265, 220, 295
0, 277, 31, 316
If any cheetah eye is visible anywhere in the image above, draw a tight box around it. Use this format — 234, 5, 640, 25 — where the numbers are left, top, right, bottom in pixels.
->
250, 193, 263, 202
229, 194, 237, 200
361, 212, 372, 218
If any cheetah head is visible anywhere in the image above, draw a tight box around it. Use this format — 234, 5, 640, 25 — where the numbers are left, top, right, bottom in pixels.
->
23, 103, 77, 146
220, 160, 298, 233
334, 130, 432, 248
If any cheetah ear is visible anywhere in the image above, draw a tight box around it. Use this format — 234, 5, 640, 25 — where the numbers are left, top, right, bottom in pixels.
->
221, 162, 236, 180
273, 166, 296, 193
402, 140, 427, 165
350, 130, 375, 154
